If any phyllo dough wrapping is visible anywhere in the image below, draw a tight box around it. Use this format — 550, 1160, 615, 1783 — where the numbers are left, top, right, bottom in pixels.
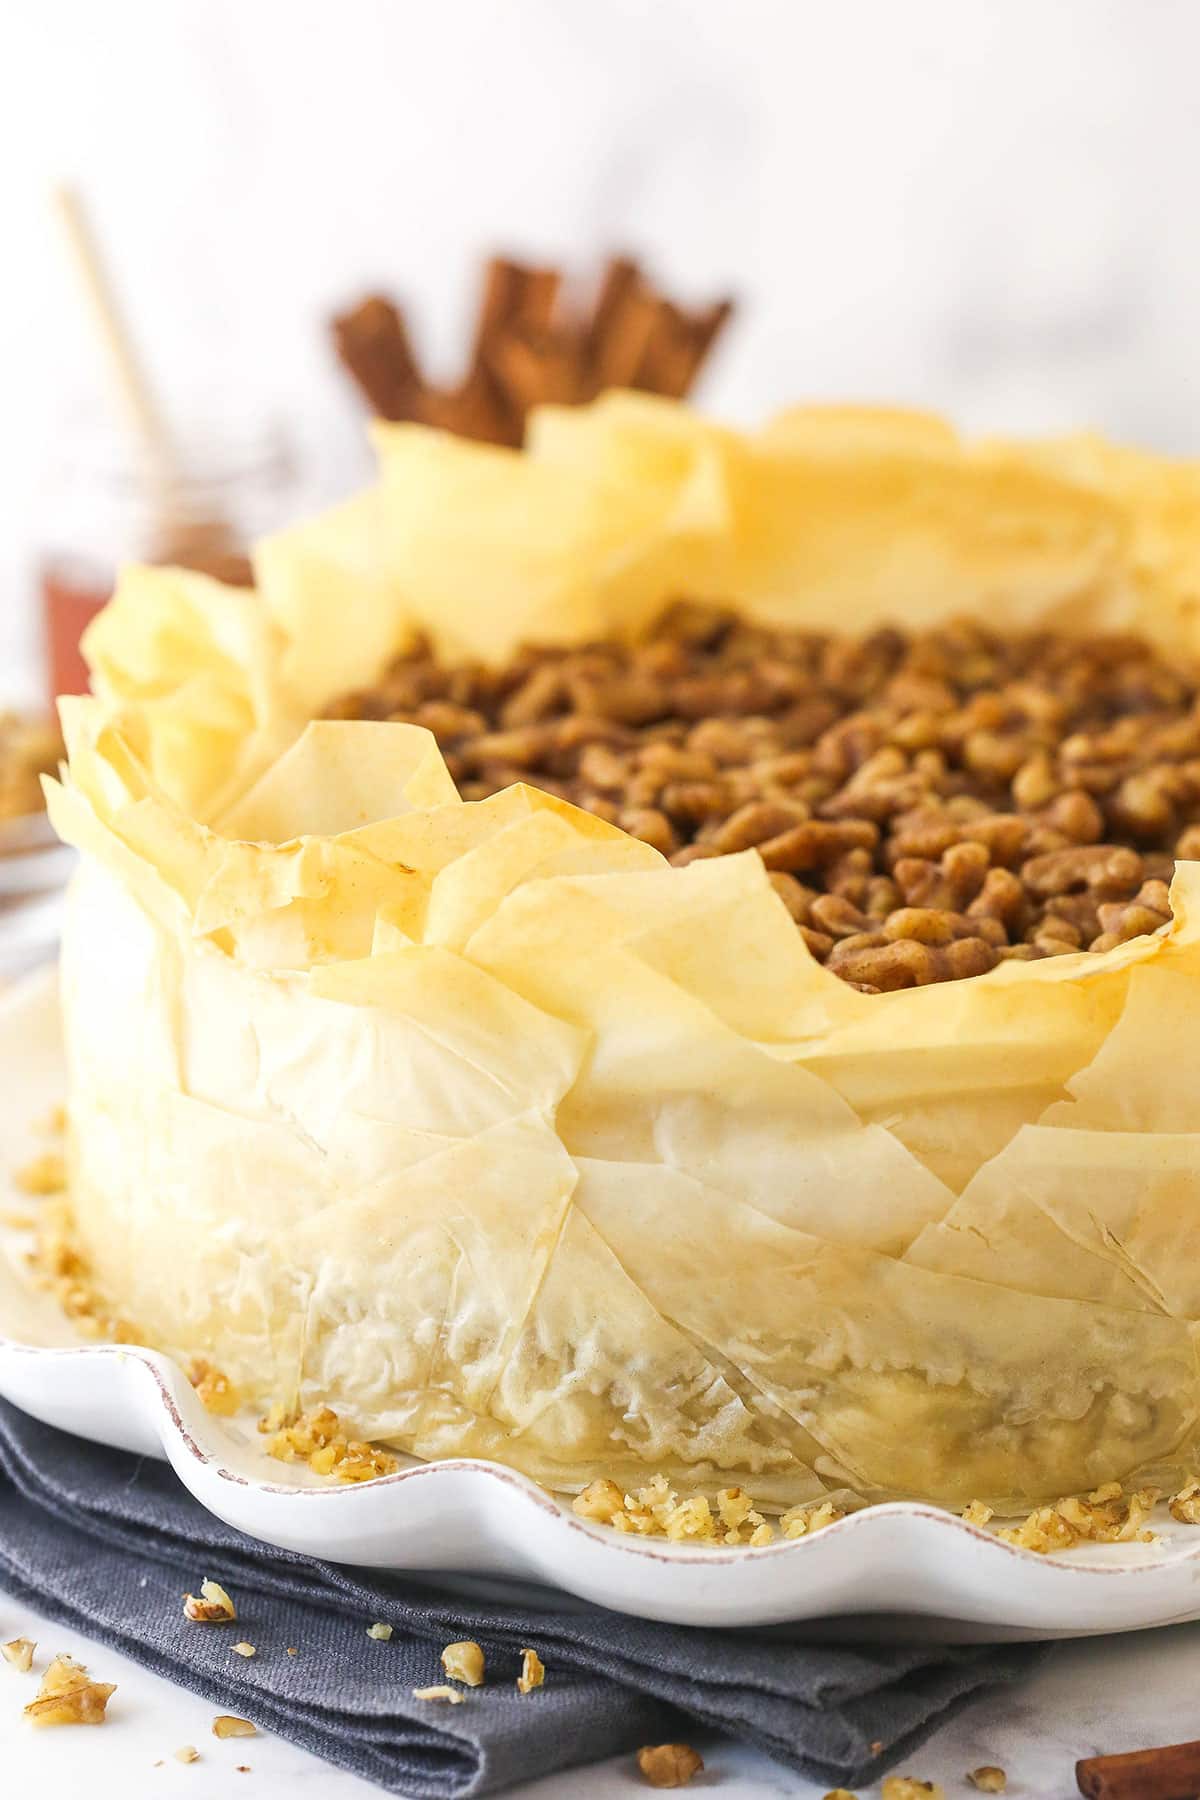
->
46, 395, 1200, 1510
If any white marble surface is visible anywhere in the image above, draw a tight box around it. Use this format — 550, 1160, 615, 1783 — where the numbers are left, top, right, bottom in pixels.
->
7, 1, 1200, 703
3, 1591, 1196, 1798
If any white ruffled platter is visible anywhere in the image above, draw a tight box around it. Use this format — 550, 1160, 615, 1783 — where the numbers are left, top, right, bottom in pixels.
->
3, 963, 1200, 1640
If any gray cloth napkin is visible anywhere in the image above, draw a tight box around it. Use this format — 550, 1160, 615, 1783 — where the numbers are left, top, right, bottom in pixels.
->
0, 1400, 1041, 1796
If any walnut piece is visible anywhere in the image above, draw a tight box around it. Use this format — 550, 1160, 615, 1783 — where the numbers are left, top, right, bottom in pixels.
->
441, 1640, 485, 1686
212, 1715, 257, 1738
968, 1769, 1007, 1793
517, 1648, 545, 1694
1169, 1477, 1200, 1524
998, 1483, 1159, 1554
366, 1622, 393, 1641
188, 1358, 241, 1417
1, 1636, 35, 1672
960, 1500, 994, 1528
881, 1781, 945, 1800
636, 1743, 704, 1787
175, 1745, 200, 1764
23, 1654, 116, 1726
412, 1685, 464, 1704
183, 1578, 237, 1623
260, 1404, 398, 1483
231, 1641, 256, 1658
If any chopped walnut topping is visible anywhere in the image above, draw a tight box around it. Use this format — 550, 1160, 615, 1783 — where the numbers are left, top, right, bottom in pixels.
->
188, 1359, 241, 1417
881, 1781, 945, 1800
175, 1745, 200, 1764
183, 1579, 238, 1623
1169, 1477, 1200, 1523
2, 1637, 35, 1671
328, 612, 1200, 989
441, 1640, 485, 1686
231, 1642, 256, 1658
998, 1483, 1159, 1554
212, 1715, 257, 1738
961, 1500, 994, 1528
366, 1622, 393, 1641
636, 1743, 704, 1787
412, 1685, 464, 1704
14, 1151, 65, 1195
968, 1769, 1007, 1793
516, 1648, 545, 1694
260, 1405, 398, 1483
23, 1654, 116, 1726
24, 1198, 135, 1343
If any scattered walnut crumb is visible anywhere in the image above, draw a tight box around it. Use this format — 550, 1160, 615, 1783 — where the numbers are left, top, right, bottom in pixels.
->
212, 1715, 257, 1739
441, 1640, 485, 1686
231, 1642, 256, 1658
636, 1742, 704, 1787
1169, 1477, 1200, 1524
822, 1791, 859, 1800
968, 1769, 1007, 1793
961, 1500, 994, 1528
236, 1765, 252, 1774
573, 1472, 838, 1544
184, 1578, 237, 1623
2, 1636, 35, 1672
780, 1498, 847, 1539
23, 1654, 116, 1726
286, 1647, 297, 1656
998, 1482, 1159, 1553
25, 1197, 134, 1342
259, 1404, 398, 1483
188, 1358, 241, 1417
366, 1622, 393, 1641
412, 1685, 464, 1705
175, 1745, 200, 1764
14, 1151, 65, 1195
881, 1780, 945, 1800
517, 1648, 545, 1694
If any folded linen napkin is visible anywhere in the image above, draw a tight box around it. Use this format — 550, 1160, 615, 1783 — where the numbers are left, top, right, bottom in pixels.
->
0, 1400, 1040, 1796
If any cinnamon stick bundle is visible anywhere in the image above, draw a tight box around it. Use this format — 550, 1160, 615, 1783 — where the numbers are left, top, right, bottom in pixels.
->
1077, 1738, 1200, 1800
332, 254, 735, 445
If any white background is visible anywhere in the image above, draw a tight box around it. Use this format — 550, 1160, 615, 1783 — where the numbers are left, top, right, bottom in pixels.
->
5, 0, 1200, 699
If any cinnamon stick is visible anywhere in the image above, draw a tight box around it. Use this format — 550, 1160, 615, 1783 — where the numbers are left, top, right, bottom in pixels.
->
1077, 1738, 1200, 1799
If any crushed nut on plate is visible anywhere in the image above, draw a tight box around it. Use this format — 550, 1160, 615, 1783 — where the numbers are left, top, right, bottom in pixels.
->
260, 1404, 398, 1483
441, 1640, 485, 1686
636, 1742, 704, 1787
998, 1483, 1159, 1554
571, 1472, 846, 1544
412, 1685, 464, 1705
1169, 1477, 1200, 1524
23, 1654, 115, 1726
968, 1768, 1007, 1793
960, 1500, 994, 1528
175, 1745, 200, 1764
2, 1636, 35, 1671
188, 1358, 241, 1417
516, 1648, 545, 1694
184, 1578, 238, 1623
212, 1714, 257, 1738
